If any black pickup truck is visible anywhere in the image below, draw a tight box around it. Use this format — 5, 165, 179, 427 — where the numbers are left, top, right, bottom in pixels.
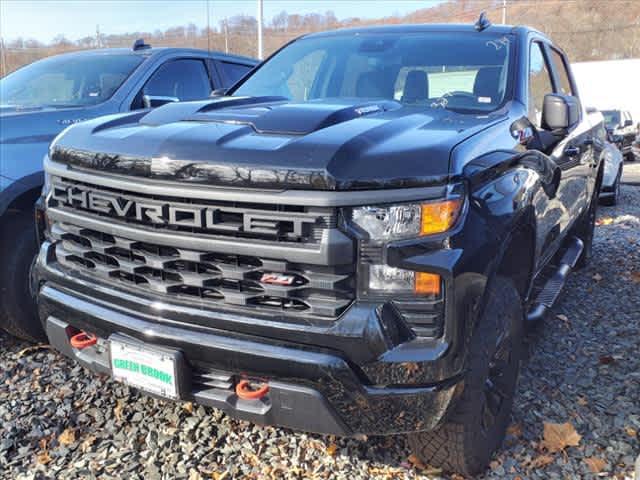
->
33, 18, 603, 475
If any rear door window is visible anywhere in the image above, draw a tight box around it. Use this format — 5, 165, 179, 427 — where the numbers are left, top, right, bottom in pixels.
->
219, 61, 254, 87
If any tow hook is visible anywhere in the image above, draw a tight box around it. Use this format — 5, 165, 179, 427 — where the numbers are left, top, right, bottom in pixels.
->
235, 379, 269, 400
69, 331, 97, 349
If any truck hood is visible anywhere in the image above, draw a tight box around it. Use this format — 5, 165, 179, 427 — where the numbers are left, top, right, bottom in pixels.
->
0, 105, 99, 145
51, 97, 508, 190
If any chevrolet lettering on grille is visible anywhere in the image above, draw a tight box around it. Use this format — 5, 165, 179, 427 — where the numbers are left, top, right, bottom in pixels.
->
50, 182, 318, 237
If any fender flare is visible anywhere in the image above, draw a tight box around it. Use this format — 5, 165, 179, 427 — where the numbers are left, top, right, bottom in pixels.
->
0, 171, 44, 218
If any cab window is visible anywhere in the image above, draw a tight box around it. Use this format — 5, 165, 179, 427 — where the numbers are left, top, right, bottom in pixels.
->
528, 42, 554, 128
548, 48, 573, 96
132, 59, 211, 109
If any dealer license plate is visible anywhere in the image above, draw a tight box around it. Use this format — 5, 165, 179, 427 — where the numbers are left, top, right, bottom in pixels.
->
110, 338, 179, 399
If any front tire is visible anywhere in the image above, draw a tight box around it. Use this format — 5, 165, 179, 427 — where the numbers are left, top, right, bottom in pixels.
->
0, 213, 46, 342
408, 276, 524, 476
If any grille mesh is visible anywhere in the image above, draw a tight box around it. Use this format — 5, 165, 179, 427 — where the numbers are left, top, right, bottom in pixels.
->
51, 222, 354, 318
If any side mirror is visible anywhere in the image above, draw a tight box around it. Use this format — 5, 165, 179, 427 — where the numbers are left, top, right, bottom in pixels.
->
623, 119, 633, 127
542, 93, 580, 131
142, 94, 179, 109
211, 88, 229, 97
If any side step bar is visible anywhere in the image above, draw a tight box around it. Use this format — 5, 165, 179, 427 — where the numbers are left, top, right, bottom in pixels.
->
527, 236, 584, 323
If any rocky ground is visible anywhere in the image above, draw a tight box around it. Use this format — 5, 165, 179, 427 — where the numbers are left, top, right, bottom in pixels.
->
1, 185, 639, 480
622, 160, 640, 185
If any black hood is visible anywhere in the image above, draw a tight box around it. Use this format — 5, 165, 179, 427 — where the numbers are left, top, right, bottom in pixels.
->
51, 97, 507, 190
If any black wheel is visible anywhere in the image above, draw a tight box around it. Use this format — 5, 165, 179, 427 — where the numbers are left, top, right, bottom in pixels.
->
0, 213, 46, 342
600, 168, 621, 207
408, 276, 524, 476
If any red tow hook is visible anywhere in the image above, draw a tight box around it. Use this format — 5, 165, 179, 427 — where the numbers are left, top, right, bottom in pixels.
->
69, 331, 97, 349
235, 379, 269, 400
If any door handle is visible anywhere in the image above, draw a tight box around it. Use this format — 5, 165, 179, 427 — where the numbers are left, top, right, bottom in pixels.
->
564, 146, 580, 157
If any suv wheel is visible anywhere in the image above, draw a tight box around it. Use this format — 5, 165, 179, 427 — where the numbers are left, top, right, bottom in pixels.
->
0, 213, 46, 342
408, 276, 524, 476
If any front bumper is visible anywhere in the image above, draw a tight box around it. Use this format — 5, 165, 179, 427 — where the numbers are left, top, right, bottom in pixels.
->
36, 241, 464, 436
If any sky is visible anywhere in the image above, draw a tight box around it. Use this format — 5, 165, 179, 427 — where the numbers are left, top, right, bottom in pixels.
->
0, 0, 442, 44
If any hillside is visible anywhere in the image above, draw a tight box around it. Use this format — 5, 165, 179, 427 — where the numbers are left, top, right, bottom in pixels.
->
1, 0, 639, 76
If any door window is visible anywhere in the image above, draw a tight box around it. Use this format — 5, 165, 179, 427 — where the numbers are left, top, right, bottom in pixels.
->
133, 59, 211, 108
548, 48, 573, 96
528, 42, 554, 128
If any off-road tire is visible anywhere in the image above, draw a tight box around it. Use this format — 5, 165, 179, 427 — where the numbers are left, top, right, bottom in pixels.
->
0, 213, 46, 342
408, 276, 524, 476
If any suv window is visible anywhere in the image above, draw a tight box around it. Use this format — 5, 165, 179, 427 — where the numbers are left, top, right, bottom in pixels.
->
139, 59, 211, 105
548, 48, 573, 96
219, 62, 253, 87
528, 42, 554, 128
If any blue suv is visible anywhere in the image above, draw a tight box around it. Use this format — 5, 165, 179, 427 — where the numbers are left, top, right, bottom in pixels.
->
0, 41, 257, 341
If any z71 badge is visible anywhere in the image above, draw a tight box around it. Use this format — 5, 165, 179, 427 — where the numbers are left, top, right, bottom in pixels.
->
260, 273, 298, 286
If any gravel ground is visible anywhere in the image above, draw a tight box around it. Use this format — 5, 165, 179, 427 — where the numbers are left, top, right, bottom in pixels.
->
622, 160, 640, 186
1, 186, 639, 480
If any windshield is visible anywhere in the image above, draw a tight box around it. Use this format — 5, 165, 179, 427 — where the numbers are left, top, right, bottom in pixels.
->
0, 53, 143, 108
601, 110, 620, 128
232, 31, 513, 113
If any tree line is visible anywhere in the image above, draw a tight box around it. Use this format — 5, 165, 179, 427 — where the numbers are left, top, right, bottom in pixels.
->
1, 0, 639, 77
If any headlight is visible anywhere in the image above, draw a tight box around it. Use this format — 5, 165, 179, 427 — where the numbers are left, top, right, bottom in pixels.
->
351, 198, 463, 242
352, 204, 421, 240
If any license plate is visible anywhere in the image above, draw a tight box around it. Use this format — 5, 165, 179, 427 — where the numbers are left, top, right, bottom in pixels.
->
110, 338, 179, 399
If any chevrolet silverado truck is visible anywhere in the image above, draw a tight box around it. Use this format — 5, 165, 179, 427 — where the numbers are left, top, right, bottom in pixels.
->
34, 18, 603, 475
0, 41, 256, 342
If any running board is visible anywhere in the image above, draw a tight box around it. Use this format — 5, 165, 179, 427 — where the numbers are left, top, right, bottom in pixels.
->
526, 236, 584, 323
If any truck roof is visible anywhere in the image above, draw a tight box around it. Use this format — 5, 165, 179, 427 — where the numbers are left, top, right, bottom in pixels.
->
305, 23, 548, 41
45, 47, 257, 65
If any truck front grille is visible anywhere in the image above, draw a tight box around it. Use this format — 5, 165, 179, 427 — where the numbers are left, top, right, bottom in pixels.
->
51, 221, 354, 318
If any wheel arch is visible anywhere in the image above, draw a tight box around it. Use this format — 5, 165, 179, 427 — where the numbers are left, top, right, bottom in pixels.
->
495, 216, 537, 301
0, 171, 43, 220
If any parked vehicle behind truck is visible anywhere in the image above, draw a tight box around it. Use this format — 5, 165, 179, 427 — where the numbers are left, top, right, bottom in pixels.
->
33, 18, 603, 475
602, 109, 637, 161
587, 109, 625, 206
0, 42, 257, 341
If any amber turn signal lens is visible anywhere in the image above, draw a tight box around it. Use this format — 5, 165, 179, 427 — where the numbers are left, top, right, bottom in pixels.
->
414, 272, 441, 296
420, 199, 462, 236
